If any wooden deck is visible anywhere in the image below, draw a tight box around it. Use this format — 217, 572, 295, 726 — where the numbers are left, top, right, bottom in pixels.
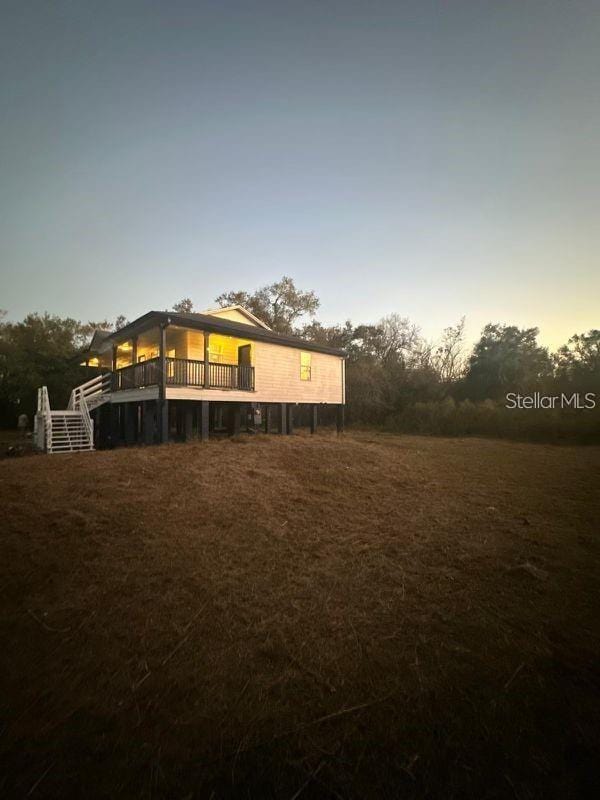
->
111, 357, 255, 392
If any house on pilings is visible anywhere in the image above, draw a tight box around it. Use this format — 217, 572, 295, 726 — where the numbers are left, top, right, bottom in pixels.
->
35, 306, 346, 453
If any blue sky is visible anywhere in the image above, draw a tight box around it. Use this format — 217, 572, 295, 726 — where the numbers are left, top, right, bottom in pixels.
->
1, 0, 598, 349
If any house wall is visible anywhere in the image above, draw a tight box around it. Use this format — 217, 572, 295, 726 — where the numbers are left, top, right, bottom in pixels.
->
166, 339, 344, 404
208, 333, 253, 364
165, 327, 253, 363
254, 340, 343, 403
105, 322, 343, 404
97, 350, 113, 369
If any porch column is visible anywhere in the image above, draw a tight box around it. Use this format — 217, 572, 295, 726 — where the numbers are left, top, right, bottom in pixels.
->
143, 401, 155, 445
124, 403, 137, 445
160, 399, 169, 443
203, 332, 210, 388
159, 323, 169, 443
279, 403, 287, 435
232, 404, 241, 436
97, 404, 109, 448
109, 403, 120, 448
131, 336, 138, 365
265, 404, 275, 434
184, 402, 194, 441
201, 400, 209, 442
112, 344, 118, 372
336, 404, 345, 434
286, 404, 294, 435
310, 404, 318, 434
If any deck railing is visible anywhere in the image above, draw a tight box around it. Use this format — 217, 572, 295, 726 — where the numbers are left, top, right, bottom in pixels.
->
111, 358, 160, 391
166, 357, 204, 386
111, 357, 255, 392
208, 362, 254, 391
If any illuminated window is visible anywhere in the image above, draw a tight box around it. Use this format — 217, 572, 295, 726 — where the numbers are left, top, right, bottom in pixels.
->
115, 340, 134, 369
209, 341, 225, 363
300, 351, 311, 381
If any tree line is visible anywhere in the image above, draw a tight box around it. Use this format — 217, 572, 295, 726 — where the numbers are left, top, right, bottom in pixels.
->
1, 277, 598, 441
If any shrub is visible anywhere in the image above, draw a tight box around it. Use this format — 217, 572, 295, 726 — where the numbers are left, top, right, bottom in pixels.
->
385, 399, 600, 444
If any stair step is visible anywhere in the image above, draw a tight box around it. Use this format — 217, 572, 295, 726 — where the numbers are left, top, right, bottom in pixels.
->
38, 377, 110, 454
51, 443, 92, 447
52, 441, 90, 445
52, 424, 86, 429
52, 440, 90, 444
46, 448, 95, 454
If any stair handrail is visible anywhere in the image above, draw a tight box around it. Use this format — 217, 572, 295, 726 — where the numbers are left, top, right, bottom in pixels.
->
36, 386, 52, 452
69, 372, 111, 410
79, 393, 94, 448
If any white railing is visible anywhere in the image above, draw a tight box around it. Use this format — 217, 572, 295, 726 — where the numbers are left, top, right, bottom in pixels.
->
79, 394, 94, 449
66, 373, 111, 452
35, 386, 52, 452
34, 373, 109, 453
69, 372, 111, 411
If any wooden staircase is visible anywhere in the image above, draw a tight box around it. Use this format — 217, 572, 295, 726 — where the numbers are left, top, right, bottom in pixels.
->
47, 411, 94, 453
35, 374, 111, 454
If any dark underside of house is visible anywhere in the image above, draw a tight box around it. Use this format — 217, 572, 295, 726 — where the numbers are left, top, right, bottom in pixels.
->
92, 400, 345, 449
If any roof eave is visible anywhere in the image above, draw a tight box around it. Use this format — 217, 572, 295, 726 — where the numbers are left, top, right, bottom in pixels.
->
92, 311, 346, 358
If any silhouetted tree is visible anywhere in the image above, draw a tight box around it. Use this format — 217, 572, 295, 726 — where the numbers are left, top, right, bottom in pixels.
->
216, 276, 319, 333
461, 324, 552, 401
298, 320, 355, 349
172, 298, 194, 313
554, 329, 600, 393
0, 313, 92, 425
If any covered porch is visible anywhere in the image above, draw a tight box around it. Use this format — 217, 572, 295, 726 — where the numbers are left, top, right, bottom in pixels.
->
108, 325, 255, 392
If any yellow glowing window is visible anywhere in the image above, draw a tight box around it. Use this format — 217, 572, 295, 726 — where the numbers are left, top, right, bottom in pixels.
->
300, 352, 311, 381
209, 342, 225, 363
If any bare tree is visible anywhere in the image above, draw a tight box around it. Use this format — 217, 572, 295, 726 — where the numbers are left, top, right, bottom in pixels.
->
431, 317, 467, 383
379, 314, 424, 366
216, 276, 319, 334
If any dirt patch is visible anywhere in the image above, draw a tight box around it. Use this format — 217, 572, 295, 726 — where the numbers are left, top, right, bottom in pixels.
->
1, 432, 599, 798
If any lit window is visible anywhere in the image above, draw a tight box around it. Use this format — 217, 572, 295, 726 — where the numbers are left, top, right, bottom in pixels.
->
209, 342, 225, 363
300, 351, 311, 381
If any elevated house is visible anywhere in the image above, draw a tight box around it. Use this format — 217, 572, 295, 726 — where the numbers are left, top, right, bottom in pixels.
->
35, 306, 346, 453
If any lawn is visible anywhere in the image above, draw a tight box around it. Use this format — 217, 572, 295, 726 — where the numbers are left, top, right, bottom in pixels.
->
1, 432, 599, 798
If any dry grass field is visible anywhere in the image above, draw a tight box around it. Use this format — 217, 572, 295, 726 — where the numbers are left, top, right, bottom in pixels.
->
1, 431, 599, 799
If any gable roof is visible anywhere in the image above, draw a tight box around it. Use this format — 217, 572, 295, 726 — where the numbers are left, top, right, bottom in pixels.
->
197, 305, 272, 330
88, 329, 112, 349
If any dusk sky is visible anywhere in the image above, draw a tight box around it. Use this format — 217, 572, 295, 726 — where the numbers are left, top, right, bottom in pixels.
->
1, 0, 598, 350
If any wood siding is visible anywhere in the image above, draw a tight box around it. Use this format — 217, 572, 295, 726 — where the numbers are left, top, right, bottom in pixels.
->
204, 308, 261, 326
166, 339, 343, 404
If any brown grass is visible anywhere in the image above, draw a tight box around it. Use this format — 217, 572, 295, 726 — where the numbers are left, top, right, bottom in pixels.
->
1, 431, 599, 799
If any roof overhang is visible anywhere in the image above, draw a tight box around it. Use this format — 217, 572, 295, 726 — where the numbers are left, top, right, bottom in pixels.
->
88, 311, 346, 357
